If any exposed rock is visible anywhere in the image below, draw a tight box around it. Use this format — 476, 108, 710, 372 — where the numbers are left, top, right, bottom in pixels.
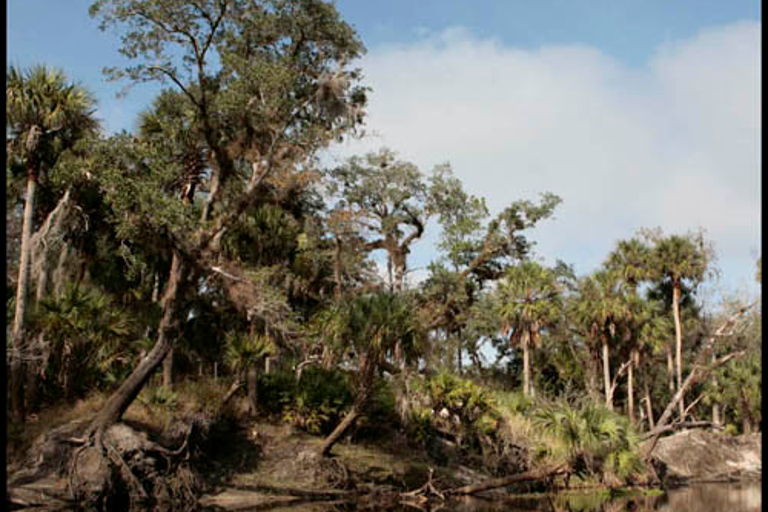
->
647, 430, 761, 484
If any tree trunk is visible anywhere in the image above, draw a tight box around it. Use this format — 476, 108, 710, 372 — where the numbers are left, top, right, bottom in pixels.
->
522, 338, 531, 397
446, 464, 568, 496
602, 335, 612, 410
627, 349, 635, 423
222, 379, 243, 406
317, 405, 361, 457
711, 351, 720, 425
162, 348, 174, 390
665, 344, 675, 394
672, 283, 685, 421
643, 378, 655, 430
318, 351, 377, 457
247, 365, 259, 416
11, 175, 38, 424
89, 253, 185, 434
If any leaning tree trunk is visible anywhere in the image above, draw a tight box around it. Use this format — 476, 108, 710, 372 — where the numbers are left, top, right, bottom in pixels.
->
89, 253, 185, 435
602, 334, 613, 410
11, 174, 38, 424
318, 351, 376, 457
672, 283, 685, 421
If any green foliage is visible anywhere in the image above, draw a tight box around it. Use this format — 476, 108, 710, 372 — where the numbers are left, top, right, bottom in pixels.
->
284, 367, 353, 434
31, 282, 135, 400
7, 65, 98, 175
223, 331, 276, 375
256, 368, 353, 435
532, 400, 643, 480
256, 371, 298, 416
495, 261, 562, 392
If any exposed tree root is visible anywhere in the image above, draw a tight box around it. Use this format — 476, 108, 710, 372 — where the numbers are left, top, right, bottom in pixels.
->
10, 418, 205, 511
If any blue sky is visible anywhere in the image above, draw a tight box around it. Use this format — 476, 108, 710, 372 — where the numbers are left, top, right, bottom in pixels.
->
7, 1, 762, 307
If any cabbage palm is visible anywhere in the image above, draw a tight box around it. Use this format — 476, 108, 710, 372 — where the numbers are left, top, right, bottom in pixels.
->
224, 331, 275, 416
314, 291, 423, 456
496, 261, 561, 397
605, 237, 652, 422
33, 283, 132, 399
649, 233, 712, 421
6, 65, 97, 422
574, 270, 630, 410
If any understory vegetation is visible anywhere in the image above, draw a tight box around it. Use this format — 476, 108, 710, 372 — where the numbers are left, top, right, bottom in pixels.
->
6, 0, 760, 509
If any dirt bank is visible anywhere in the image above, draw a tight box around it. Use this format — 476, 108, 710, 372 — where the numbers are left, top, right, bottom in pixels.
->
647, 430, 761, 484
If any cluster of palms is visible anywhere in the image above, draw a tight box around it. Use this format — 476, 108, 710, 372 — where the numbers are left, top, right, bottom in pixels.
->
492, 231, 736, 433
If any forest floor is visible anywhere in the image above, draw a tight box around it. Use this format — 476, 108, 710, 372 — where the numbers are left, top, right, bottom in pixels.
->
197, 419, 495, 510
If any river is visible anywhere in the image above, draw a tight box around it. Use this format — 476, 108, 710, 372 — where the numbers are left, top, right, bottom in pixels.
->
223, 482, 761, 512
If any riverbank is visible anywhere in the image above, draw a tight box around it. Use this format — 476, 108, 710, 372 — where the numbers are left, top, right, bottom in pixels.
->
7, 374, 762, 511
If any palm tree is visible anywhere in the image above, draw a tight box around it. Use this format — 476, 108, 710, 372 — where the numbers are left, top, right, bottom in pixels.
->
574, 270, 630, 411
224, 331, 275, 416
635, 305, 674, 430
6, 65, 97, 422
33, 283, 132, 399
605, 237, 652, 422
648, 232, 712, 421
496, 261, 561, 397
314, 291, 423, 456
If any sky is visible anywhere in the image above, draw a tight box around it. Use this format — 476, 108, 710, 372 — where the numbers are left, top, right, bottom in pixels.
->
7, 1, 762, 308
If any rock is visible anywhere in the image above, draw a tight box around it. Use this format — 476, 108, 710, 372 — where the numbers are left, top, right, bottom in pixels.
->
647, 430, 761, 483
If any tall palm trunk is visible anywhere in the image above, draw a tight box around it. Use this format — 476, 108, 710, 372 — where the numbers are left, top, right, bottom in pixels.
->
665, 345, 675, 394
522, 333, 531, 397
247, 364, 259, 416
672, 283, 685, 421
11, 173, 38, 423
627, 348, 636, 423
89, 253, 185, 434
602, 334, 612, 410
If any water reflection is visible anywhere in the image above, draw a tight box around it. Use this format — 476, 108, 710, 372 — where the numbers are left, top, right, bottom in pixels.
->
241, 483, 761, 512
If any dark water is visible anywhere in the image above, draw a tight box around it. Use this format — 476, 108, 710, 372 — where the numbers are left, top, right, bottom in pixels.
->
244, 482, 761, 512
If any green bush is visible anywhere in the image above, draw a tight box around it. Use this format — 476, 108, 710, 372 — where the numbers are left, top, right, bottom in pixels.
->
257, 371, 297, 416
532, 400, 643, 481
256, 368, 353, 435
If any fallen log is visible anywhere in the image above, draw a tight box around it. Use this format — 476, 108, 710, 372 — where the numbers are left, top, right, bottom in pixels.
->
444, 464, 568, 496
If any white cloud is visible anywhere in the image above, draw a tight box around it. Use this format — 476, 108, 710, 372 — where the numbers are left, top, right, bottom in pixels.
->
328, 21, 761, 294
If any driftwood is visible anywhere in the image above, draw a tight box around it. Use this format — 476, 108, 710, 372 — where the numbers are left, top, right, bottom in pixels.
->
444, 464, 568, 496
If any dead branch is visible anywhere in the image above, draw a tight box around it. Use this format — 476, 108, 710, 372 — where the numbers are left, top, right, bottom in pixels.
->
640, 421, 724, 441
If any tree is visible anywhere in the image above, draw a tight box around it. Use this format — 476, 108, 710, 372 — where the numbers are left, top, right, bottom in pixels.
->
137, 89, 209, 390
313, 291, 423, 456
327, 148, 428, 291
86, 0, 366, 438
495, 261, 561, 397
224, 330, 275, 416
605, 237, 652, 423
572, 270, 630, 410
646, 230, 714, 421
6, 65, 98, 423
